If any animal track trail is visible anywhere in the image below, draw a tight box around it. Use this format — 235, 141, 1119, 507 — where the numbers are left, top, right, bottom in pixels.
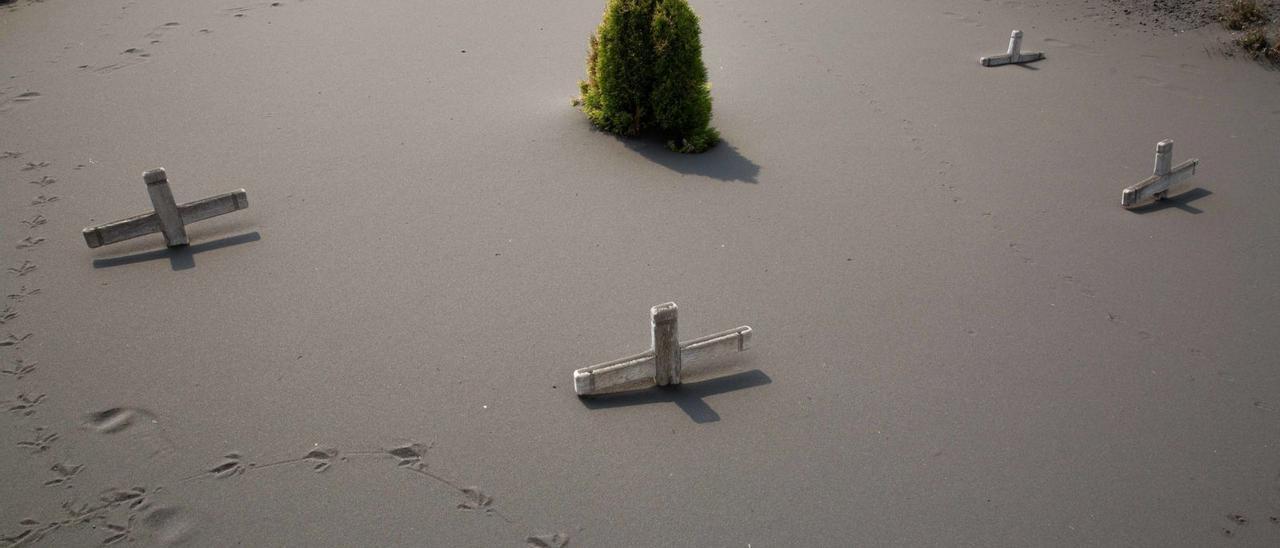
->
27, 175, 55, 188
92, 48, 152, 75
0, 486, 195, 546
16, 236, 46, 249
143, 22, 182, 44
81, 407, 181, 461
16, 426, 58, 453
0, 306, 17, 324
29, 195, 59, 207
4, 392, 46, 416
1, 358, 37, 379
7, 286, 41, 302
525, 533, 571, 548
8, 261, 37, 277
20, 161, 50, 172
44, 462, 84, 488
20, 214, 47, 229
0, 151, 22, 160
0, 91, 40, 114
0, 333, 33, 347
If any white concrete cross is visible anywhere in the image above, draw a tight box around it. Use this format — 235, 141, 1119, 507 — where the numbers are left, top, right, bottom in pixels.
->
980, 30, 1044, 67
573, 302, 752, 397
83, 168, 249, 249
1121, 140, 1199, 209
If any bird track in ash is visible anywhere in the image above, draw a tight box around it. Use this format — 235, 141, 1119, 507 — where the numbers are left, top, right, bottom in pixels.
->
181, 441, 514, 521
0, 151, 21, 160
7, 286, 41, 301
20, 214, 47, 229
9, 261, 37, 277
29, 195, 59, 206
44, 462, 84, 488
4, 392, 46, 416
16, 236, 45, 249
0, 486, 194, 546
0, 306, 19, 324
27, 175, 55, 187
0, 333, 32, 347
20, 161, 49, 171
0, 91, 40, 114
16, 426, 57, 453
1, 358, 37, 379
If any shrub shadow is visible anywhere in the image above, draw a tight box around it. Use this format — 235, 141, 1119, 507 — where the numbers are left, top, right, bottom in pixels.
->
617, 132, 760, 183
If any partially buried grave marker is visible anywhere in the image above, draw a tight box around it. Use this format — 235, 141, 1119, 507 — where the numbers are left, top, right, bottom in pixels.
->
980, 30, 1044, 67
1121, 140, 1199, 209
573, 302, 752, 397
83, 168, 248, 249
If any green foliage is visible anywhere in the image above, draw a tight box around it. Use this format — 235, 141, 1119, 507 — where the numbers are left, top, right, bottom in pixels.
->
578, 0, 718, 153
1221, 0, 1269, 31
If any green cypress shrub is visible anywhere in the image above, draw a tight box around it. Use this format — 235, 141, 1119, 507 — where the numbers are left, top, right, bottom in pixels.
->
578, 0, 719, 153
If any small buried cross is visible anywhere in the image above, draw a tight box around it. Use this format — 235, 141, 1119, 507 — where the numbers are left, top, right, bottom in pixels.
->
573, 302, 752, 397
980, 30, 1044, 67
1121, 140, 1199, 208
82, 168, 248, 249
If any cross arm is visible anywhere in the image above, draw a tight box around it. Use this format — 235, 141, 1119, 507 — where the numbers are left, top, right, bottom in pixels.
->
82, 189, 248, 249
573, 326, 752, 396
82, 211, 162, 248
1121, 158, 1197, 208
179, 189, 249, 225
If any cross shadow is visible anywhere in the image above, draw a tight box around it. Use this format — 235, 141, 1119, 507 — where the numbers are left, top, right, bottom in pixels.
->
1128, 187, 1212, 215
579, 369, 772, 423
91, 231, 261, 271
1014, 61, 1042, 71
618, 133, 760, 183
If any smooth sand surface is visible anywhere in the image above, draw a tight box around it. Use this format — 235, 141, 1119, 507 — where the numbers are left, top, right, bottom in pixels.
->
3, 0, 1280, 545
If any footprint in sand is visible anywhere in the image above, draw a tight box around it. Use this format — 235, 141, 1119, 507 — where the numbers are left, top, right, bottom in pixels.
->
43, 462, 84, 488
0, 306, 17, 324
8, 261, 37, 277
21, 161, 50, 171
1, 358, 37, 379
16, 427, 58, 453
29, 195, 59, 207
21, 214, 47, 228
0, 151, 22, 160
526, 533, 571, 548
16, 236, 46, 249
0, 91, 40, 114
0, 333, 33, 347
182, 452, 248, 481
28, 175, 55, 187
4, 392, 46, 416
93, 48, 152, 74
7, 285, 41, 301
143, 22, 182, 44
81, 407, 179, 459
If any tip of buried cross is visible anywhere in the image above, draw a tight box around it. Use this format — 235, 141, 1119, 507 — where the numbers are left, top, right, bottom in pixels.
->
143, 167, 168, 185
1156, 140, 1173, 153
651, 302, 678, 323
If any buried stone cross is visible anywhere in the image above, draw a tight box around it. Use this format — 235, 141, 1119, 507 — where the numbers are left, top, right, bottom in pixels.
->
980, 30, 1044, 67
83, 168, 248, 249
573, 302, 753, 397
1121, 140, 1199, 209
